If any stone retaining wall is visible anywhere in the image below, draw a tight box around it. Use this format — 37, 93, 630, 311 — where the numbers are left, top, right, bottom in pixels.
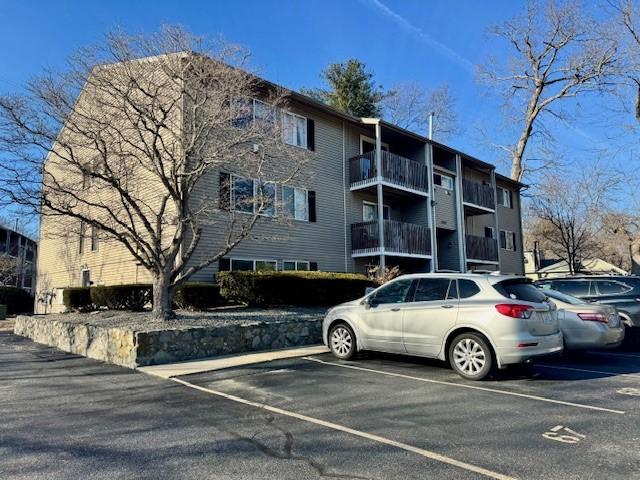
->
14, 315, 323, 368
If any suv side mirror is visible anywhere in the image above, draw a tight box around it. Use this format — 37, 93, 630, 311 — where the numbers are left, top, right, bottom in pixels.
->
364, 287, 375, 296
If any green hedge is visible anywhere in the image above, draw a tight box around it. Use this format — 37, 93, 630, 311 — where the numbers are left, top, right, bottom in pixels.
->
218, 271, 374, 307
91, 284, 151, 311
0, 286, 34, 315
63, 287, 93, 312
173, 283, 222, 310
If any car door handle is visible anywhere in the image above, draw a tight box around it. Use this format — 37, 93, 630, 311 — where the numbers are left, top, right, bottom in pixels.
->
441, 304, 454, 309
390, 307, 401, 312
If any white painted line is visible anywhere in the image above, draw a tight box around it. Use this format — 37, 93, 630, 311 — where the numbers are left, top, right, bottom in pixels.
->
536, 363, 640, 380
138, 345, 329, 379
587, 351, 640, 359
304, 357, 625, 415
170, 376, 517, 480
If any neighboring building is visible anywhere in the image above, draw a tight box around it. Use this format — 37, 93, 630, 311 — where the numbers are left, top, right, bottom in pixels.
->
0, 224, 37, 293
35, 54, 525, 313
524, 251, 628, 280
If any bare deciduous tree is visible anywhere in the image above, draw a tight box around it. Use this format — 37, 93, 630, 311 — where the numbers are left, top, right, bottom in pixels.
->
480, 0, 618, 182
528, 166, 621, 274
0, 255, 17, 287
381, 83, 458, 141
0, 27, 312, 320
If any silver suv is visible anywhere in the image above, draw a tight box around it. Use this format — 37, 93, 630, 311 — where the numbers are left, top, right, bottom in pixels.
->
323, 273, 563, 380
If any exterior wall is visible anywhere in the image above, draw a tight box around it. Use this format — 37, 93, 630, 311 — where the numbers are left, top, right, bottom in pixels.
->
434, 185, 456, 230
496, 179, 524, 275
436, 229, 460, 271
0, 226, 37, 292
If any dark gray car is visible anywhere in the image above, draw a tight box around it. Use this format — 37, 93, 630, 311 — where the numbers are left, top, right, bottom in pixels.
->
534, 276, 640, 331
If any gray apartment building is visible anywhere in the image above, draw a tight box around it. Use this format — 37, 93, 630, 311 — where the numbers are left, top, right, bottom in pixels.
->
188, 91, 525, 280
0, 224, 37, 292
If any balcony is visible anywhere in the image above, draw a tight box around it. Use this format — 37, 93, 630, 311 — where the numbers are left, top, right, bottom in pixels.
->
465, 235, 499, 263
462, 179, 495, 213
351, 220, 431, 258
349, 151, 428, 196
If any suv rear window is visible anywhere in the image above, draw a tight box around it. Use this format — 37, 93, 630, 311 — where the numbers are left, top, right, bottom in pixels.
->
494, 279, 547, 303
594, 280, 634, 295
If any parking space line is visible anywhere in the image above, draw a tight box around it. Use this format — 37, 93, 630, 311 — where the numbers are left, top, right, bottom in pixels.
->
170, 376, 517, 480
535, 363, 640, 380
586, 351, 640, 360
303, 357, 625, 415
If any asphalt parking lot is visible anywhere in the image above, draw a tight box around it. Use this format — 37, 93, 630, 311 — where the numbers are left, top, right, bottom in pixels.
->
2, 332, 640, 479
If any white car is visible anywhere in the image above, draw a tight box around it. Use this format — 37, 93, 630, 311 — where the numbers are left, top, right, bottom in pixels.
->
323, 273, 563, 380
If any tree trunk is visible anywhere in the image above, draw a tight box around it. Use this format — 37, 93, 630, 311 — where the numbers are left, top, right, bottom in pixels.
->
152, 273, 174, 321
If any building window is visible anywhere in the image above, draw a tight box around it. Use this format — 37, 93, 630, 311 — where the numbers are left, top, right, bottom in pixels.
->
434, 173, 454, 190
283, 261, 310, 271
363, 201, 390, 222
499, 230, 516, 251
79, 221, 86, 254
282, 186, 308, 221
282, 111, 307, 148
81, 269, 91, 287
497, 187, 512, 208
0, 229, 6, 253
231, 176, 276, 216
484, 226, 495, 239
91, 226, 99, 252
230, 258, 278, 272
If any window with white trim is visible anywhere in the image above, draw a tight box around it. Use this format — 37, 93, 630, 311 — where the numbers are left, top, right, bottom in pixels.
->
497, 187, 512, 208
231, 98, 276, 128
363, 201, 390, 221
230, 258, 278, 272
283, 260, 310, 271
282, 111, 307, 148
499, 230, 516, 251
282, 186, 309, 221
434, 173, 454, 190
231, 176, 276, 217
484, 226, 495, 239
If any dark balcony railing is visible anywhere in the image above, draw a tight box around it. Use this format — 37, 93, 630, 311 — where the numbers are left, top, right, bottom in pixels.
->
462, 180, 495, 210
351, 220, 431, 256
349, 151, 428, 193
465, 235, 498, 262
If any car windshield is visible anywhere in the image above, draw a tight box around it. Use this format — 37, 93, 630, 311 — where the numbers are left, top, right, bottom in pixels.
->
542, 289, 585, 305
493, 279, 547, 303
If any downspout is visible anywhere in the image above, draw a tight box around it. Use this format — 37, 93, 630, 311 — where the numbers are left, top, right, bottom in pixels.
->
342, 121, 349, 272
375, 121, 386, 271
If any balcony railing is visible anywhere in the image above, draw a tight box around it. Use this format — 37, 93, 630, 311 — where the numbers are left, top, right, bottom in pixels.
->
462, 180, 495, 210
349, 151, 428, 194
465, 235, 498, 262
351, 220, 431, 257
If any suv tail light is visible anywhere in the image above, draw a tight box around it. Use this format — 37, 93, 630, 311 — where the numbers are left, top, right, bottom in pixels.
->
495, 304, 534, 319
578, 313, 608, 324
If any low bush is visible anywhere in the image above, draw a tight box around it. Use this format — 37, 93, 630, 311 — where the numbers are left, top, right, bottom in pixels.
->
0, 286, 34, 315
173, 283, 222, 310
63, 287, 93, 312
218, 271, 374, 307
91, 284, 151, 311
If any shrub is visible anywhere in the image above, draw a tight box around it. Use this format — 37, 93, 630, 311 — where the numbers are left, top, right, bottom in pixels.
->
173, 283, 222, 310
63, 287, 93, 312
91, 284, 151, 311
218, 271, 374, 307
0, 286, 34, 315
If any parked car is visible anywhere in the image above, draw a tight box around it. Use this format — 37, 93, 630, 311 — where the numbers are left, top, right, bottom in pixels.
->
323, 273, 563, 381
538, 289, 624, 350
534, 276, 640, 331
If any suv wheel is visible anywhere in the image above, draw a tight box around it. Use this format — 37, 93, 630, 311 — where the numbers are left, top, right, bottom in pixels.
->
449, 333, 493, 381
329, 323, 356, 360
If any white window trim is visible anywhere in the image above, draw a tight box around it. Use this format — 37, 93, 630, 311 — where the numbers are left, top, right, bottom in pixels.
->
363, 200, 390, 221
282, 260, 310, 271
282, 110, 308, 148
359, 135, 389, 154
81, 268, 91, 287
231, 175, 277, 217
230, 258, 278, 272
498, 187, 512, 208
500, 229, 516, 251
282, 185, 309, 222
434, 173, 454, 191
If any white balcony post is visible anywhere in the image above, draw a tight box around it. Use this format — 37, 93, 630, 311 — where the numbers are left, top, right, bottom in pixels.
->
455, 154, 467, 272
491, 169, 502, 271
375, 121, 386, 271
426, 142, 436, 272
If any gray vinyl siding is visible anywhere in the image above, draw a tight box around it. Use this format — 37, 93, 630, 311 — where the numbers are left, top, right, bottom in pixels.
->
434, 185, 456, 230
496, 179, 524, 275
186, 101, 349, 280
436, 229, 460, 271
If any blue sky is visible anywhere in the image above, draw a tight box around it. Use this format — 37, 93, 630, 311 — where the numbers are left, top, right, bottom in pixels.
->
0, 0, 636, 200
